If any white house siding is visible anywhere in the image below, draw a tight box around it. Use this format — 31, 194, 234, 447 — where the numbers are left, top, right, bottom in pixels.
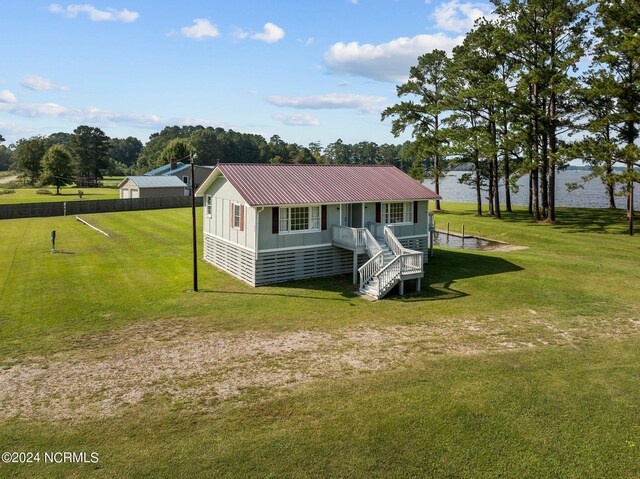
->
204, 177, 255, 251
256, 205, 340, 251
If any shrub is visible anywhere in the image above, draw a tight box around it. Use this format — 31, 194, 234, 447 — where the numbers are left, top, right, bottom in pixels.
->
36, 189, 52, 195
0, 189, 15, 195
78, 190, 84, 199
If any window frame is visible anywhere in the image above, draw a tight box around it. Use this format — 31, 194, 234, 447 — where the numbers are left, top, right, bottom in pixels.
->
232, 203, 241, 229
382, 202, 413, 225
206, 195, 212, 217
278, 205, 321, 234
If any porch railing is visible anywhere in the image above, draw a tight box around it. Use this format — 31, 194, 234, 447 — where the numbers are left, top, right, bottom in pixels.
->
331, 225, 367, 249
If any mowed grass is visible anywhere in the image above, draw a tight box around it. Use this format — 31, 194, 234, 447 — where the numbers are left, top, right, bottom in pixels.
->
0, 203, 639, 478
0, 177, 123, 204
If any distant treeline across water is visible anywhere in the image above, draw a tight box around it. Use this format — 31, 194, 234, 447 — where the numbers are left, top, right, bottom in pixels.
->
425, 170, 640, 210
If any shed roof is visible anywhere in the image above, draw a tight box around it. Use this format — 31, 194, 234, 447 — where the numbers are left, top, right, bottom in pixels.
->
196, 164, 440, 206
119, 176, 188, 189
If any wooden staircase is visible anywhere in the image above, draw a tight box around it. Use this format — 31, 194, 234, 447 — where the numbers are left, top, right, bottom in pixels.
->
358, 226, 424, 300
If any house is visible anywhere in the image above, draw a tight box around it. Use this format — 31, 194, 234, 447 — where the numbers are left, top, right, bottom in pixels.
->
118, 176, 188, 199
145, 161, 214, 194
195, 164, 440, 299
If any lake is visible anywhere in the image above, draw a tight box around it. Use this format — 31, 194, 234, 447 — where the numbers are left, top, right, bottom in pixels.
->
425, 170, 639, 209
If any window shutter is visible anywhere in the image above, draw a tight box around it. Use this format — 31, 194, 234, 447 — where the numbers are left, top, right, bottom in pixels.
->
240, 205, 245, 231
321, 205, 327, 230
413, 201, 418, 224
272, 207, 279, 234
375, 202, 381, 223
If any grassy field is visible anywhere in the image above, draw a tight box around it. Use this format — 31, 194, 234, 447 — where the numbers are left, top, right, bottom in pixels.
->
0, 177, 123, 204
0, 203, 638, 478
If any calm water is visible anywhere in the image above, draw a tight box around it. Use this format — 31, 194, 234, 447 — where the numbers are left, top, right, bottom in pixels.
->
433, 231, 502, 251
425, 170, 639, 209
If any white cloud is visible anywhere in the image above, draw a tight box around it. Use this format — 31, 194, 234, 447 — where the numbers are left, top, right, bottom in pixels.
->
267, 93, 387, 114
178, 19, 221, 39
48, 3, 139, 22
21, 75, 69, 91
433, 0, 495, 33
251, 23, 285, 43
273, 113, 320, 126
0, 90, 17, 104
324, 33, 464, 82
0, 99, 225, 131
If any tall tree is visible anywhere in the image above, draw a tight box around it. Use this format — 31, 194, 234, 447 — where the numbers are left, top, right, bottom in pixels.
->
592, 0, 640, 235
40, 145, 75, 194
69, 126, 110, 186
160, 138, 191, 164
493, 0, 591, 222
13, 136, 47, 185
382, 50, 450, 210
109, 136, 143, 167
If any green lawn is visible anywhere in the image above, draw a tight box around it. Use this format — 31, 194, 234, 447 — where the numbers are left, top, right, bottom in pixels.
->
0, 177, 123, 204
0, 203, 638, 478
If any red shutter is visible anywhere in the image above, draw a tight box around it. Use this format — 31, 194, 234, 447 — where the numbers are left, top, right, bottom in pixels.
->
375, 203, 381, 223
240, 205, 245, 231
272, 207, 279, 234
413, 201, 418, 224
321, 205, 327, 230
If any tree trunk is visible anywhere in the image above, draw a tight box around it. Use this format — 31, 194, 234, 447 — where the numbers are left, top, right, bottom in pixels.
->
474, 150, 482, 216
491, 119, 501, 219
541, 130, 549, 219
528, 172, 533, 214
434, 114, 442, 211
503, 116, 512, 212
488, 169, 495, 217
629, 164, 635, 236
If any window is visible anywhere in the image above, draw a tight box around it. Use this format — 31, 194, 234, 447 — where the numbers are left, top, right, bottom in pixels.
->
279, 206, 320, 233
182, 176, 189, 184
382, 202, 413, 224
206, 196, 212, 217
232, 203, 241, 229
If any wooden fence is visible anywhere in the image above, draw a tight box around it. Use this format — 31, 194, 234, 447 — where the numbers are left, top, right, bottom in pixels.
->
0, 196, 203, 220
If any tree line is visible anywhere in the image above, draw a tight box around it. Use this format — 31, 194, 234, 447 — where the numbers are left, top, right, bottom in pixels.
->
382, 0, 639, 234
1, 124, 416, 192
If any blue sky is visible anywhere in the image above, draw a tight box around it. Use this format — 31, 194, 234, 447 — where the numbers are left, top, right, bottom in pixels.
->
0, 0, 494, 147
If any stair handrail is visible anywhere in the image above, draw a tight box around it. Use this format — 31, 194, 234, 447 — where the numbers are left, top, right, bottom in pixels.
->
383, 226, 424, 275
373, 255, 402, 297
358, 251, 384, 290
363, 228, 382, 257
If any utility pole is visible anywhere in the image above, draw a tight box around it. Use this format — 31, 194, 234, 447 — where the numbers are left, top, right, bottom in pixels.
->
190, 151, 198, 292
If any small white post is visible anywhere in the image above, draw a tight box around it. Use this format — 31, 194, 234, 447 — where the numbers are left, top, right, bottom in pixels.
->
63, 202, 67, 216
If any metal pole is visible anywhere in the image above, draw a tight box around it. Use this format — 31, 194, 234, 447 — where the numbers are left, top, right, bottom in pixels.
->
446, 222, 449, 238
462, 225, 465, 244
190, 152, 198, 292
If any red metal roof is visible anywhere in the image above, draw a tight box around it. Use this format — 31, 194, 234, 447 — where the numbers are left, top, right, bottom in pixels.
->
213, 164, 441, 206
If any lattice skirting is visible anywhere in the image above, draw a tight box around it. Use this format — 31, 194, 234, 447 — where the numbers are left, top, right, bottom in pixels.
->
398, 237, 430, 263
204, 234, 358, 286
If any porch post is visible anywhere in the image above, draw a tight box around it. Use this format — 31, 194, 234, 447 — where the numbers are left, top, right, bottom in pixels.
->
416, 278, 421, 293
399, 280, 404, 296
353, 251, 358, 284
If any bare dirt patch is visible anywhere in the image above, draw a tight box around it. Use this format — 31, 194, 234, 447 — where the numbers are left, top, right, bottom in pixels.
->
1, 315, 638, 421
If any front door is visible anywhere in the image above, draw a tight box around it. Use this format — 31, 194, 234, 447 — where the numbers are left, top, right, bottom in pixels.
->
341, 204, 352, 227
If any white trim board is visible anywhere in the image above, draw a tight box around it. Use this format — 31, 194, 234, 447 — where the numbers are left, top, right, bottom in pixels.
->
258, 243, 333, 254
